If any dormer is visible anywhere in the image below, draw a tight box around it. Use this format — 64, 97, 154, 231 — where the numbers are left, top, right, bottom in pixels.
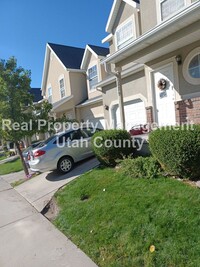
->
102, 0, 140, 54
81, 44, 109, 99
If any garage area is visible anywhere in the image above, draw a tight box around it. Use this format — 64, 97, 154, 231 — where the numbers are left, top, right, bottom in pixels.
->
111, 99, 147, 130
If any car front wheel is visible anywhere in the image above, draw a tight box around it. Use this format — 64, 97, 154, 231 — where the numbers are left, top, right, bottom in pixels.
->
57, 156, 74, 174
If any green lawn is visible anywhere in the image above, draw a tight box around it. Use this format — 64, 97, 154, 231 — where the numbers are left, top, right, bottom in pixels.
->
54, 168, 200, 267
0, 159, 23, 175
0, 154, 7, 161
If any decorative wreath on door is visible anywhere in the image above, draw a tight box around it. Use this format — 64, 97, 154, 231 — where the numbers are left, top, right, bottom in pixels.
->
157, 78, 167, 90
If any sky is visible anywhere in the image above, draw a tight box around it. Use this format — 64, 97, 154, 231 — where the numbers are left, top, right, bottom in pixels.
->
0, 0, 113, 87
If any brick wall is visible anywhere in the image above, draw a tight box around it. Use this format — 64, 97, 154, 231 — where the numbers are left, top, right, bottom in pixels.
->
146, 106, 154, 124
175, 97, 200, 124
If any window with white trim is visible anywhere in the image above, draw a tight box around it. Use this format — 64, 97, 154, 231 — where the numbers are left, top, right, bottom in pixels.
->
48, 87, 52, 103
115, 18, 135, 50
182, 47, 200, 85
88, 65, 98, 90
160, 0, 185, 20
188, 54, 200, 79
59, 78, 65, 98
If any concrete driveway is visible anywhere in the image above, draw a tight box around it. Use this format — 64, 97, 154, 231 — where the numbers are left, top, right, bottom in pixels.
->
15, 157, 99, 212
0, 177, 98, 267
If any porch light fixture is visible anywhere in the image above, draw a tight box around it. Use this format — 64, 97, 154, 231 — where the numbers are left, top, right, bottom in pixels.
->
104, 105, 109, 111
175, 55, 182, 65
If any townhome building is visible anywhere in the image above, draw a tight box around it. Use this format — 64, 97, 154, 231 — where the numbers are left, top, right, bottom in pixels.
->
76, 44, 109, 128
98, 0, 200, 129
41, 43, 109, 128
41, 43, 87, 120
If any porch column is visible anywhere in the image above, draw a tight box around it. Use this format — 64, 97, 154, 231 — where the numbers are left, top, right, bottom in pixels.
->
115, 67, 125, 130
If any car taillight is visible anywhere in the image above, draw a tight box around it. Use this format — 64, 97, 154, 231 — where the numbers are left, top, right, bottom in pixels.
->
34, 150, 46, 158
27, 153, 31, 161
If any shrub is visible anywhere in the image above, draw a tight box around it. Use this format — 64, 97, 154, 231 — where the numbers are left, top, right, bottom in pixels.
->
149, 125, 200, 180
92, 129, 134, 167
120, 156, 161, 179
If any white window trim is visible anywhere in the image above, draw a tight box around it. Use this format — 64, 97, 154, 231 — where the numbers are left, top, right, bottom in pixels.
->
183, 47, 200, 85
159, 0, 187, 22
88, 65, 98, 91
47, 84, 53, 103
58, 74, 66, 99
115, 16, 136, 51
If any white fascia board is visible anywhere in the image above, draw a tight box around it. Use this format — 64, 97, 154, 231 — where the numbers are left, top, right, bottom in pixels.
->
123, 0, 139, 8
80, 45, 98, 70
105, 0, 139, 33
52, 95, 74, 110
103, 1, 200, 64
102, 33, 113, 44
41, 45, 50, 96
76, 97, 103, 108
80, 45, 89, 70
67, 68, 86, 73
47, 43, 67, 71
106, 0, 121, 33
42, 43, 68, 96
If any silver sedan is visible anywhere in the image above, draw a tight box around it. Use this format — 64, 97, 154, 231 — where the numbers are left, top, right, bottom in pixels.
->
28, 128, 100, 174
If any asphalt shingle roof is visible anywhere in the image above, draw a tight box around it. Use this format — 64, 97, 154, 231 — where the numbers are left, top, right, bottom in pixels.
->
48, 43, 85, 69
30, 88, 42, 103
88, 45, 109, 57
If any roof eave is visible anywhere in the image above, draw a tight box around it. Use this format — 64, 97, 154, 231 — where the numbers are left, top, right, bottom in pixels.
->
106, 0, 139, 33
103, 1, 200, 65
80, 45, 98, 70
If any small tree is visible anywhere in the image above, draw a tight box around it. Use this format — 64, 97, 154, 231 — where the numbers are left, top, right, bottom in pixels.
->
0, 57, 34, 177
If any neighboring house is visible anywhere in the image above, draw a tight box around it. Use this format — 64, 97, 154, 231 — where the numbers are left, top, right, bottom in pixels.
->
77, 44, 109, 128
98, 0, 200, 130
41, 43, 87, 120
41, 43, 109, 128
29, 88, 43, 103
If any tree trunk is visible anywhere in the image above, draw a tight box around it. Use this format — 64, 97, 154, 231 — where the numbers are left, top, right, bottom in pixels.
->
15, 141, 29, 177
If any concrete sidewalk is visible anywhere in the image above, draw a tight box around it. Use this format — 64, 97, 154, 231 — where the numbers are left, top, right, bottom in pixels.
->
15, 157, 99, 212
0, 177, 98, 267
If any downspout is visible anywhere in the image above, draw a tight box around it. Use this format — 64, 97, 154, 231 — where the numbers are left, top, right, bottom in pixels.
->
104, 63, 126, 130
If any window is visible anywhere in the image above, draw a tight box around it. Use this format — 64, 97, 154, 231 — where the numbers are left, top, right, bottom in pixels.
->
182, 47, 200, 85
160, 0, 185, 20
88, 65, 98, 90
59, 78, 65, 98
188, 54, 200, 78
115, 18, 135, 50
48, 87, 52, 103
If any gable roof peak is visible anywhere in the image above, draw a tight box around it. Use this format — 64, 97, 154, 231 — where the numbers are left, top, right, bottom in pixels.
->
81, 44, 109, 70
106, 0, 140, 33
47, 42, 85, 69
87, 44, 109, 57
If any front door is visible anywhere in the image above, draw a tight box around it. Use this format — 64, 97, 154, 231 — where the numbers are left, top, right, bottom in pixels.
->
153, 63, 176, 126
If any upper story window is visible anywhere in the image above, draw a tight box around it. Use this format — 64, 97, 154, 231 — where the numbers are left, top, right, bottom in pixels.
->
160, 0, 185, 20
115, 18, 135, 50
59, 78, 65, 98
88, 65, 98, 90
48, 87, 52, 103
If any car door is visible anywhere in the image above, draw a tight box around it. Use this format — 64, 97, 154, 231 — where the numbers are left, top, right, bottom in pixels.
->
70, 129, 91, 160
